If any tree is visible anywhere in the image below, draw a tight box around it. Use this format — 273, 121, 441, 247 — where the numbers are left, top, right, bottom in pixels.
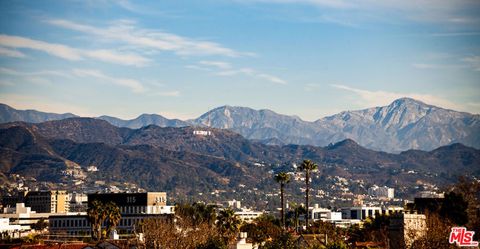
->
275, 172, 291, 229
87, 200, 104, 241
196, 236, 228, 249
298, 159, 318, 229
449, 176, 480, 240
241, 214, 282, 245
32, 218, 48, 231
104, 201, 121, 239
139, 203, 219, 249
287, 202, 306, 233
217, 208, 241, 243
310, 220, 347, 245
260, 232, 299, 249
440, 191, 468, 226
87, 200, 121, 241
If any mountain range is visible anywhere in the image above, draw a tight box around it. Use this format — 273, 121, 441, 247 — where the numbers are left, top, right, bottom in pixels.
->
1, 98, 479, 152
1, 117, 479, 205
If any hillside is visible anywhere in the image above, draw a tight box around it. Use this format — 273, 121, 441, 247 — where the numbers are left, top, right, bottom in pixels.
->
1, 118, 479, 206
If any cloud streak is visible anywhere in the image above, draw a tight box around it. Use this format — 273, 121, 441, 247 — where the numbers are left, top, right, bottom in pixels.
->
47, 19, 253, 58
0, 34, 149, 66
0, 47, 27, 58
190, 60, 287, 85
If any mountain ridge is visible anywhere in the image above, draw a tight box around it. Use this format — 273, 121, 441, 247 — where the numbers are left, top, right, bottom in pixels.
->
1, 118, 479, 206
0, 98, 479, 152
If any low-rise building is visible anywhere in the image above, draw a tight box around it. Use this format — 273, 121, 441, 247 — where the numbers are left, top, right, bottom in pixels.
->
50, 192, 174, 236
341, 206, 403, 220
0, 203, 51, 235
235, 209, 263, 223
309, 204, 342, 222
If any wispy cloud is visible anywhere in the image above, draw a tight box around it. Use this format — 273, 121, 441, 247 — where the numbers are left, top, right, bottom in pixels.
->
190, 61, 287, 85
256, 73, 287, 85
0, 34, 149, 66
0, 67, 73, 78
84, 49, 149, 66
331, 84, 465, 111
199, 60, 232, 69
185, 65, 212, 71
217, 67, 287, 85
0, 34, 82, 60
73, 68, 145, 93
47, 19, 254, 58
0, 47, 27, 58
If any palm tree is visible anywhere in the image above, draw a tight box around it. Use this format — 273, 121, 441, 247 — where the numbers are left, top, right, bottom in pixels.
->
289, 202, 306, 233
275, 172, 291, 229
216, 208, 241, 243
196, 203, 217, 226
298, 159, 318, 229
105, 202, 121, 239
87, 200, 104, 241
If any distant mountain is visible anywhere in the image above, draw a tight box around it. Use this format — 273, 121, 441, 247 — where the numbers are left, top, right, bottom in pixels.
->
314, 98, 480, 152
1, 118, 479, 200
190, 98, 480, 152
98, 114, 189, 129
190, 106, 318, 146
1, 98, 479, 152
0, 103, 77, 123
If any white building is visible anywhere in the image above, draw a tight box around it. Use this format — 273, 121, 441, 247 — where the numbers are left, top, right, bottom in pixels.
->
309, 204, 342, 222
368, 185, 394, 199
235, 209, 263, 223
0, 203, 51, 235
0, 218, 23, 239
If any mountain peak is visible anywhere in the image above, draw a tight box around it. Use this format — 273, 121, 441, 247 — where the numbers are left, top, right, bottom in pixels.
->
389, 97, 431, 108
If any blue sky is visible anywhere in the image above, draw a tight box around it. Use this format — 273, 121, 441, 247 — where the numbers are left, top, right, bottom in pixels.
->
0, 0, 479, 120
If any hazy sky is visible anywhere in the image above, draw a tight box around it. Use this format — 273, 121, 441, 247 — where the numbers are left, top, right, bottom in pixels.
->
0, 0, 479, 121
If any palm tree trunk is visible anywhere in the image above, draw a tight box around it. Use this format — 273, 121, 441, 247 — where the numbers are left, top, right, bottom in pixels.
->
281, 183, 285, 229
305, 170, 310, 229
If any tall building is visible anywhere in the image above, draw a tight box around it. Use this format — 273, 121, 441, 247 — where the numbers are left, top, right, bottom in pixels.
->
25, 191, 69, 213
